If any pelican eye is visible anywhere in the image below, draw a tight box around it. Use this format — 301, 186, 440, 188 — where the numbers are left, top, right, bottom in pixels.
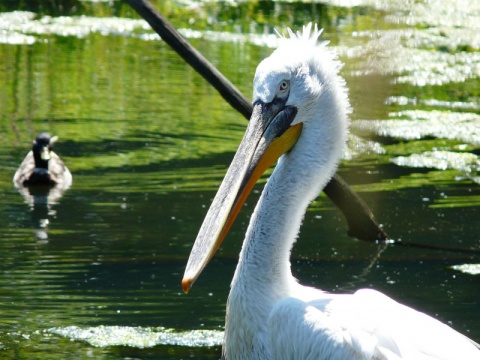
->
279, 80, 289, 93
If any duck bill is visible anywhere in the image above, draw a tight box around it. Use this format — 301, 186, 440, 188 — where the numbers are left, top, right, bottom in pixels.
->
40, 146, 51, 161
182, 101, 302, 293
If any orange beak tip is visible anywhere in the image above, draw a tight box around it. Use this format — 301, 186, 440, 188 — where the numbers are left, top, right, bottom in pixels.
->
182, 278, 192, 294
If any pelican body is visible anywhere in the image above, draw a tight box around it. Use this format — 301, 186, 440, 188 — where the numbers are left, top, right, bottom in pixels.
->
182, 24, 480, 359
13, 132, 72, 189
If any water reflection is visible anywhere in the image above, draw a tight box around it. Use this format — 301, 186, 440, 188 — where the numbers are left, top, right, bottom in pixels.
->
13, 133, 72, 241
15, 185, 59, 240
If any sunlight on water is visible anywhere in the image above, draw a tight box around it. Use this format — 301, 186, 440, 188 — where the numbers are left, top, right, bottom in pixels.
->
48, 326, 223, 348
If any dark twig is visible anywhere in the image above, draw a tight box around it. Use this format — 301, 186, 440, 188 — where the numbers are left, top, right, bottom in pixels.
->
323, 174, 388, 241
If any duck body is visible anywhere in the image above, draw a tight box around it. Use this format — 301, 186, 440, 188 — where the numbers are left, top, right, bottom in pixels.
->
182, 24, 480, 359
13, 132, 72, 190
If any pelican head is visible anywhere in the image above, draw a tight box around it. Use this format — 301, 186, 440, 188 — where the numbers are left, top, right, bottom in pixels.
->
182, 23, 350, 293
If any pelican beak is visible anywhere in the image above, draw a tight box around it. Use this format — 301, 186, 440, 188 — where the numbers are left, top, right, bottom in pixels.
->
182, 101, 303, 293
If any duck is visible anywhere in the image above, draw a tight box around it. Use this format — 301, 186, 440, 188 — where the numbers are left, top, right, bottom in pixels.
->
13, 132, 72, 190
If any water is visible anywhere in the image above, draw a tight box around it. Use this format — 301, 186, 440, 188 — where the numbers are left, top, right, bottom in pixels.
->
0, 1, 479, 359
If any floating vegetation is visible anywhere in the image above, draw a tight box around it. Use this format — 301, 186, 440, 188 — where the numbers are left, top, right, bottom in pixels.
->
391, 151, 479, 173
48, 325, 224, 348
381, 0, 480, 32
0, 31, 35, 45
430, 195, 480, 208
0, 11, 37, 44
344, 134, 385, 161
349, 29, 480, 85
385, 96, 480, 112
394, 50, 480, 86
348, 0, 480, 86
391, 151, 480, 185
354, 111, 480, 182
0, 11, 280, 47
449, 264, 480, 275
353, 110, 480, 145
0, 11, 150, 42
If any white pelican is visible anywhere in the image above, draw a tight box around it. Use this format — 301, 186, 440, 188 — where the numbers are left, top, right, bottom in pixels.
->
182, 24, 480, 359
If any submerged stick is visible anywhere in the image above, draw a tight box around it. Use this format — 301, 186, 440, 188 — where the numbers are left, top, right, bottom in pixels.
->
324, 174, 388, 241
124, 0, 389, 242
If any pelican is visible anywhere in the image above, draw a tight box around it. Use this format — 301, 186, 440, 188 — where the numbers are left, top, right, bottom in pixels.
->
182, 24, 480, 359
13, 132, 72, 189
